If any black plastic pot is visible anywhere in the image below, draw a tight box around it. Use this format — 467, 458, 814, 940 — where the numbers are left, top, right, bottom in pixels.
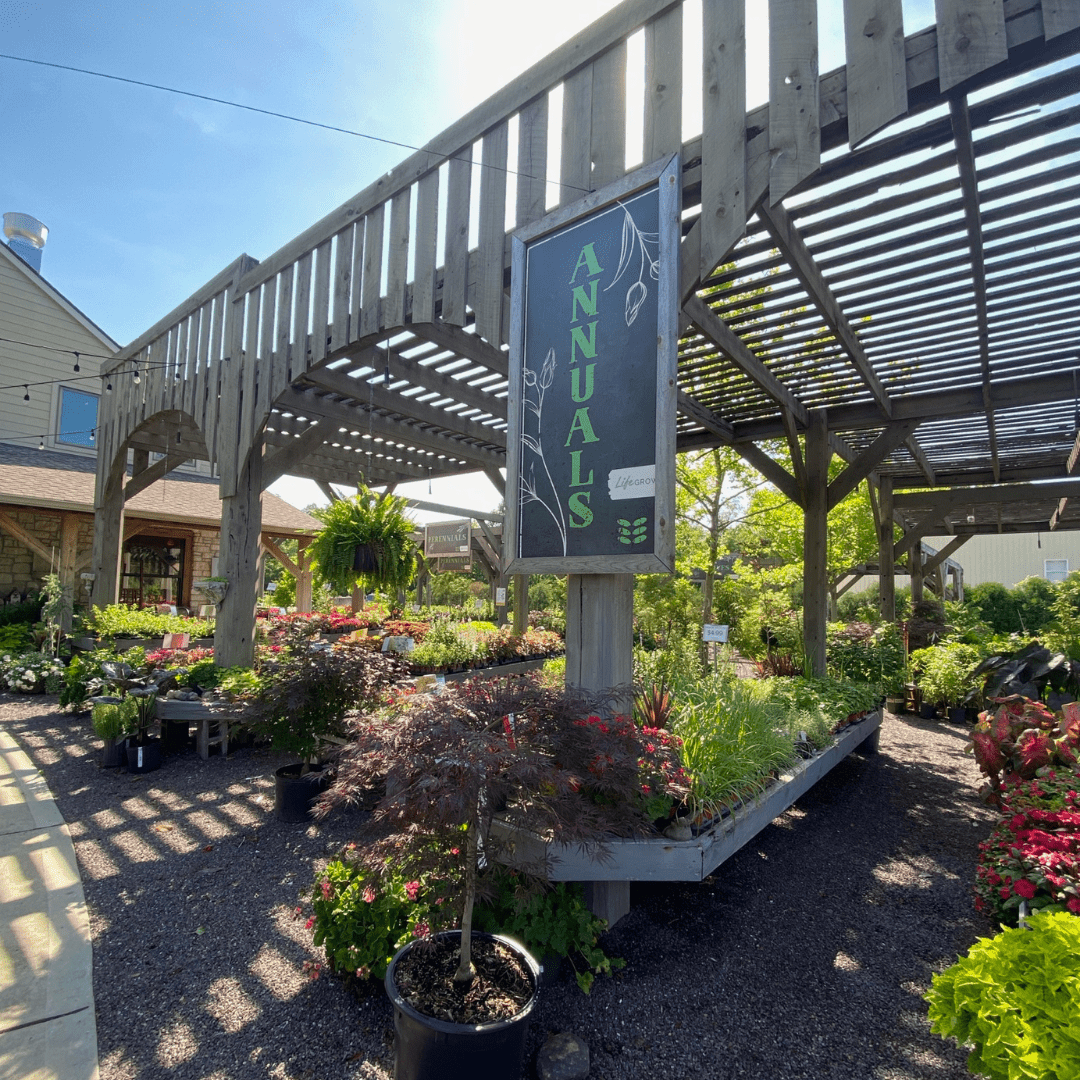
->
161, 718, 190, 755
919, 702, 938, 720
948, 706, 969, 725
385, 931, 539, 1080
273, 763, 331, 823
126, 737, 162, 774
100, 736, 126, 769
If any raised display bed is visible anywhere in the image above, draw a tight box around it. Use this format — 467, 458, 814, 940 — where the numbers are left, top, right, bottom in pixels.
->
498, 710, 882, 925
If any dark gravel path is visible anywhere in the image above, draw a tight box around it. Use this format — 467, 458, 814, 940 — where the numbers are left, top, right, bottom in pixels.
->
0, 694, 996, 1080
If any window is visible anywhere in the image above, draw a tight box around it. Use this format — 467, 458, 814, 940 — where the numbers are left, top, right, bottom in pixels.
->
57, 387, 98, 448
1045, 559, 1069, 583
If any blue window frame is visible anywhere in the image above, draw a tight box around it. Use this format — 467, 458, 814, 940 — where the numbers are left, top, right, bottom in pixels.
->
57, 387, 98, 448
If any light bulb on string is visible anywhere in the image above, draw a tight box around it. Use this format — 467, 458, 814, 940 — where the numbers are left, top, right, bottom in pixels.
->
23, 386, 29, 402
89, 428, 95, 443
37, 436, 44, 451
133, 367, 141, 385
73, 352, 80, 373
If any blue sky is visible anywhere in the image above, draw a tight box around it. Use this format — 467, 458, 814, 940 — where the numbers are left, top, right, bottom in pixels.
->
0, 0, 938, 514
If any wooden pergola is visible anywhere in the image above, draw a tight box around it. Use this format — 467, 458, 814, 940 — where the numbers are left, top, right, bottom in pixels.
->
93, 0, 1080, 670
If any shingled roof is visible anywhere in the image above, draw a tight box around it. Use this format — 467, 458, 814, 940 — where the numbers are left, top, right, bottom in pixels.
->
0, 444, 317, 535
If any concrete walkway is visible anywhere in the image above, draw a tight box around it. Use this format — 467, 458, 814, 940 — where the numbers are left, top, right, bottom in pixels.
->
0, 728, 98, 1080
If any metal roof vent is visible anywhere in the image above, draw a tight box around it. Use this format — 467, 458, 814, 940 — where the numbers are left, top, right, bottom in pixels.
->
3, 213, 48, 273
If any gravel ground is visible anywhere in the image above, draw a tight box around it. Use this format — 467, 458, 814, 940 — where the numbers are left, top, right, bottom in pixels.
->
1, 694, 998, 1080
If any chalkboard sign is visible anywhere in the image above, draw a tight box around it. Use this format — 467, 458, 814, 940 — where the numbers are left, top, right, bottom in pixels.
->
504, 155, 679, 574
424, 519, 471, 558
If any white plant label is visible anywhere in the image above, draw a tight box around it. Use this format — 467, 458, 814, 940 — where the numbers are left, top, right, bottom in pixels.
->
607, 464, 655, 501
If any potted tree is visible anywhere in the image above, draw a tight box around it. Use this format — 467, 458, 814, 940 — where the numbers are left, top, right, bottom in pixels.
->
308, 486, 417, 613
317, 679, 688, 1080
247, 624, 407, 822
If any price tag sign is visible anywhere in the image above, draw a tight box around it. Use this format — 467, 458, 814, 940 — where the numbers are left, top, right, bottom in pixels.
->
702, 624, 729, 643
495, 588, 507, 605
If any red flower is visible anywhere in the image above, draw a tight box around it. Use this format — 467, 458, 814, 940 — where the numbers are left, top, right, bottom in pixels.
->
362, 884, 376, 903
1013, 878, 1037, 899
1068, 897, 1080, 914
405, 880, 420, 901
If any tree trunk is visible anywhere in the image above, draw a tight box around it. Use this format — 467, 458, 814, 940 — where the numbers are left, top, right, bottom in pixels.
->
454, 822, 479, 983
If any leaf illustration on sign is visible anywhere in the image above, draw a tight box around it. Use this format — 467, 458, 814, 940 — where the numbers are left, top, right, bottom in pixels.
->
520, 347, 567, 554
605, 202, 659, 326
617, 517, 649, 545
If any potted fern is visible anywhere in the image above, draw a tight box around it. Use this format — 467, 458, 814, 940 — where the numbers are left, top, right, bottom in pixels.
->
309, 487, 417, 613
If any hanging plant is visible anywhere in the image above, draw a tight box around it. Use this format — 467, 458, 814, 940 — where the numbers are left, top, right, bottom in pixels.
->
309, 487, 418, 601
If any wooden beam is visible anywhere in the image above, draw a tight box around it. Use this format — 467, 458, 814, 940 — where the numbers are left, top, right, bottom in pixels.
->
758, 201, 893, 416
803, 411, 830, 676
781, 408, 808, 500
876, 475, 896, 622
923, 534, 970, 574
827, 419, 921, 510
483, 466, 506, 496
843, 0, 908, 146
262, 422, 329, 487
408, 321, 508, 378
736, 441, 804, 507
893, 511, 948, 561
0, 510, 52, 564
260, 534, 299, 577
677, 390, 736, 443
301, 366, 504, 447
276, 387, 506, 471
683, 294, 810, 427
950, 95, 1000, 482
123, 452, 188, 502
404, 498, 503, 522
894, 477, 1080, 511
316, 480, 341, 503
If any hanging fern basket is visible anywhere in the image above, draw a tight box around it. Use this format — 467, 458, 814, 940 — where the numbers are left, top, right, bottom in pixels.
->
353, 542, 382, 575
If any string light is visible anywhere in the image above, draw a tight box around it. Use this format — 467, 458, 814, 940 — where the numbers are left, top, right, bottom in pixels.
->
37, 436, 44, 450
90, 428, 95, 442
23, 386, 29, 401
73, 351, 80, 373
133, 367, 142, 385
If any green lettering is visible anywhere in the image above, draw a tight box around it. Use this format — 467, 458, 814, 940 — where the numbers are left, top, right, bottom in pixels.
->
568, 491, 593, 528
570, 364, 595, 403
569, 243, 604, 284
571, 279, 598, 323
565, 408, 600, 446
569, 450, 593, 488
570, 322, 597, 365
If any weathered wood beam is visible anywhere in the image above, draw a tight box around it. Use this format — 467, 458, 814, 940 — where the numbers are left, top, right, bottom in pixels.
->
683, 294, 810, 427
803, 411, 830, 676
276, 387, 505, 471
483, 466, 506, 495
262, 422, 330, 488
404, 498, 503, 522
301, 366, 505, 447
894, 477, 1080, 512
317, 480, 341, 503
737, 441, 803, 507
827, 420, 921, 510
949, 94, 1000, 482
1050, 426, 1080, 528
0, 510, 52, 564
758, 202, 893, 417
923, 534, 970, 575
260, 534, 300, 577
781, 408, 808, 500
893, 511, 948, 561
407, 321, 508, 378
676, 390, 735, 443
903, 435, 937, 486
123, 452, 189, 502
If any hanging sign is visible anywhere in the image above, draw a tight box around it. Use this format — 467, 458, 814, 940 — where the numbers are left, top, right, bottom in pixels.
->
424, 519, 471, 558
434, 554, 472, 573
504, 155, 679, 574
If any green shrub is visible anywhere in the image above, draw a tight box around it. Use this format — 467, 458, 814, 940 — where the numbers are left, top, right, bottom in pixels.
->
756, 676, 881, 740
966, 582, 1024, 635
0, 596, 43, 627
908, 642, 982, 706
0, 624, 32, 652
826, 622, 905, 691
925, 910, 1080, 1080
91, 698, 137, 740
1011, 576, 1059, 635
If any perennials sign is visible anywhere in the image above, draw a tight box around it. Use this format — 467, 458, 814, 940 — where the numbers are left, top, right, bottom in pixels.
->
504, 155, 678, 574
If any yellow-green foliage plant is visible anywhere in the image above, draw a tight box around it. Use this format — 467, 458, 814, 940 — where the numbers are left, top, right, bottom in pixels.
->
925, 910, 1080, 1080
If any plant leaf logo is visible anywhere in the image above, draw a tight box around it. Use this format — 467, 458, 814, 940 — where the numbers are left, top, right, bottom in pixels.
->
617, 517, 648, 545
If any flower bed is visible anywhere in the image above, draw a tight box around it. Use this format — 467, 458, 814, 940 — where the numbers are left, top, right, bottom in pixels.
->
0, 651, 65, 693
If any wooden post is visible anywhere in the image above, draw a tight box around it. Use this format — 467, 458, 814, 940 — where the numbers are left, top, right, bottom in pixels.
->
295, 538, 313, 612
910, 541, 924, 604
565, 574, 634, 714
215, 442, 264, 668
91, 448, 127, 609
512, 573, 529, 635
877, 476, 895, 623
802, 410, 830, 677
58, 512, 78, 633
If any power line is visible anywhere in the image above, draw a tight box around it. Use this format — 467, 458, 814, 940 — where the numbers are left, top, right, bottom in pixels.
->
0, 52, 590, 195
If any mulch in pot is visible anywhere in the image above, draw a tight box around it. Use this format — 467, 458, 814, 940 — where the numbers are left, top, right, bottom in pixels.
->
393, 936, 533, 1024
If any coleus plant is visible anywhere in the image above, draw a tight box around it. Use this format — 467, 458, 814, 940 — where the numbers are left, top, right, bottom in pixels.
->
967, 696, 1080, 808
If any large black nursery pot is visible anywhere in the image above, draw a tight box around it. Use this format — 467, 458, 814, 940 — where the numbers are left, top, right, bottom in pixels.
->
273, 763, 331, 823
100, 736, 126, 769
126, 737, 162, 774
385, 931, 540, 1080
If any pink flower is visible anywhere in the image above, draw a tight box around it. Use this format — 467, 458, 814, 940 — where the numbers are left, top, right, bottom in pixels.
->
355, 965, 370, 978
1068, 897, 1080, 913
413, 921, 430, 938
305, 917, 314, 929
405, 880, 421, 902
320, 879, 334, 900
1013, 878, 1037, 899
362, 885, 376, 903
